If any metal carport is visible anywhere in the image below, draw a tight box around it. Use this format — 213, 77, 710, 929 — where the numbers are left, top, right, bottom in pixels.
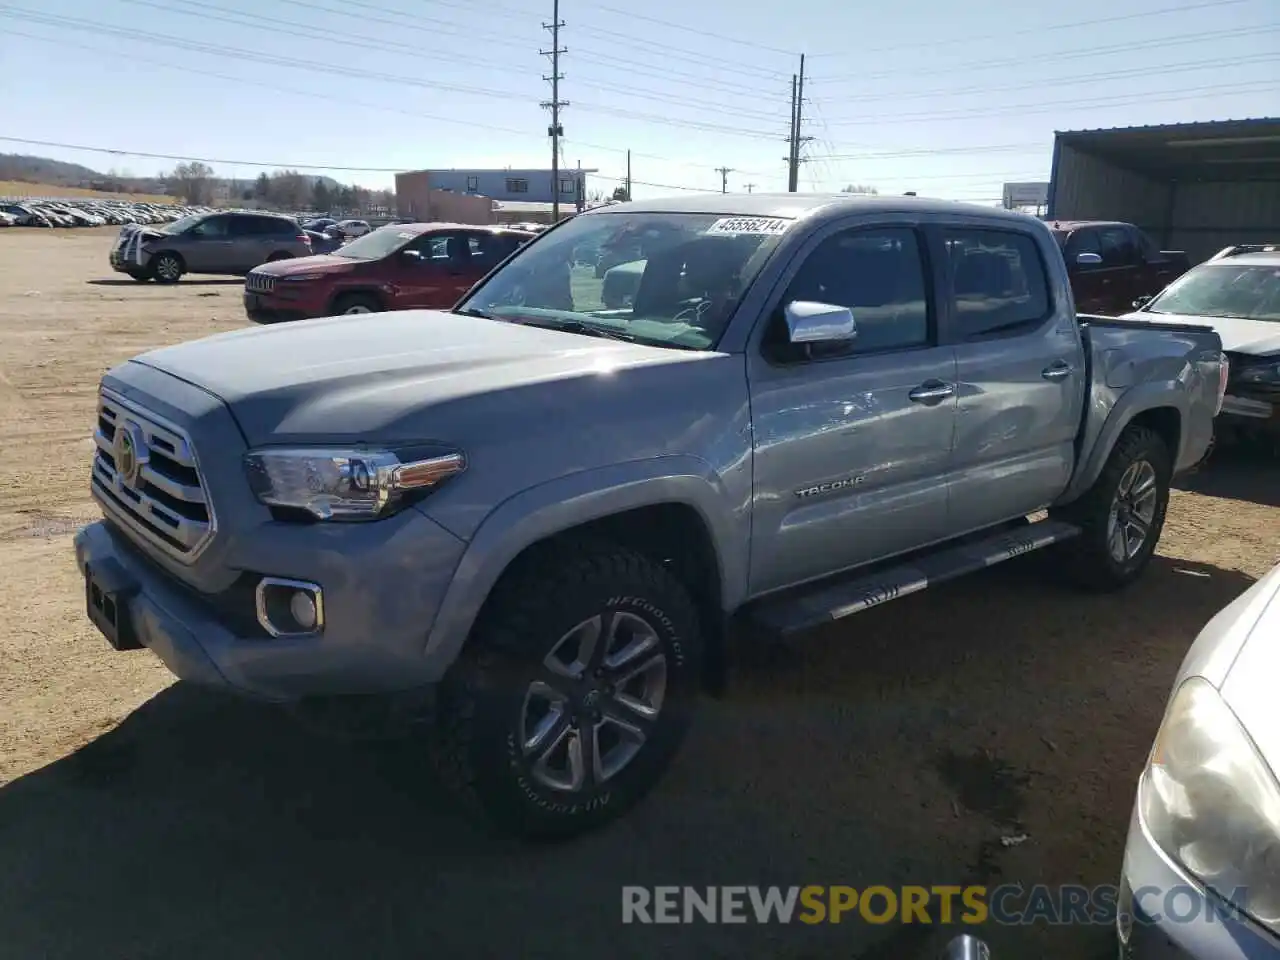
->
1047, 117, 1280, 263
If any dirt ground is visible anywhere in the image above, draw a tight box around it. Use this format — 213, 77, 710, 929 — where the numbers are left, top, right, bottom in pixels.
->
0, 228, 1276, 960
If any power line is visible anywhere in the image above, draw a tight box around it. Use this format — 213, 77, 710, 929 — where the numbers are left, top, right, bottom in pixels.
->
811, 53, 1280, 107
807, 0, 1261, 57
714, 167, 735, 193
0, 27, 772, 178
0, 8, 778, 140
582, 2, 797, 56
118, 0, 787, 123
814, 23, 1279, 83
813, 80, 1280, 128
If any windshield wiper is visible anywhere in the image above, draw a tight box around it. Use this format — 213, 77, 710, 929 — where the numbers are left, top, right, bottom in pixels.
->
502, 315, 636, 342
454, 306, 494, 319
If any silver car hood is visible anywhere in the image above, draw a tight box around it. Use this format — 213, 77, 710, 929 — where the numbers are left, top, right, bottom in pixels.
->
1119, 311, 1280, 356
129, 309, 711, 445
1176, 563, 1280, 777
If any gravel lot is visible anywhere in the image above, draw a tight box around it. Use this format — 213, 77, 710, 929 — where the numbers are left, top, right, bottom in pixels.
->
0, 228, 1276, 960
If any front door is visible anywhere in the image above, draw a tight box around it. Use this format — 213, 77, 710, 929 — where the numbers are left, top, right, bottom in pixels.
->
746, 224, 958, 596
943, 225, 1084, 533
181, 215, 233, 272
387, 231, 466, 309
1064, 227, 1112, 314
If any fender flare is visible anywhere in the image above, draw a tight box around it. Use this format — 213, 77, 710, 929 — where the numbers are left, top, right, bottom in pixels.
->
420, 456, 745, 676
1057, 382, 1188, 505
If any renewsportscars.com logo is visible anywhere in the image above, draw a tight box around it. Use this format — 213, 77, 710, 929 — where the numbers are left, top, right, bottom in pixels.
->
621, 885, 1250, 926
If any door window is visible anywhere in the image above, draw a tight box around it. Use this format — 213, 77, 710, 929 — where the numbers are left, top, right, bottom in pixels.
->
1064, 229, 1102, 267
468, 232, 521, 271
768, 227, 931, 360
413, 232, 470, 268
1097, 227, 1139, 267
943, 228, 1051, 339
190, 216, 229, 239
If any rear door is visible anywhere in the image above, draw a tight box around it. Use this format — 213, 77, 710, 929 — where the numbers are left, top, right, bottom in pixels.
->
943, 224, 1085, 532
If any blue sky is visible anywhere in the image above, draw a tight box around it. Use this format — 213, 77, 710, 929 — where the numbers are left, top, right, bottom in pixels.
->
0, 0, 1276, 200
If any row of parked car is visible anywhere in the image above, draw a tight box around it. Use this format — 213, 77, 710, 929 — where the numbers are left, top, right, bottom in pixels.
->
0, 196, 212, 228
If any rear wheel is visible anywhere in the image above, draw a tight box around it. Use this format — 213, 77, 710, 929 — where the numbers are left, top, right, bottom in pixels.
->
266, 251, 292, 263
151, 252, 184, 284
1051, 424, 1171, 591
330, 293, 381, 316
431, 541, 703, 841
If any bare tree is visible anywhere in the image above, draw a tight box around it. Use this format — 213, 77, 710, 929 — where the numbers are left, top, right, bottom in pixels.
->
269, 170, 310, 211
841, 184, 879, 195
168, 161, 216, 204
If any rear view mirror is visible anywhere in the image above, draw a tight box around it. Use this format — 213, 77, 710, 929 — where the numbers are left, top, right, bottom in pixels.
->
783, 300, 857, 344
1075, 252, 1103, 266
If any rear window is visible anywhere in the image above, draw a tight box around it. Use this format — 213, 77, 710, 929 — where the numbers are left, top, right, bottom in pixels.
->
944, 229, 1051, 338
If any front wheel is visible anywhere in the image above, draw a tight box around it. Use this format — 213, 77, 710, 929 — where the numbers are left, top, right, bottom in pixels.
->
151, 252, 184, 284
1051, 424, 1172, 591
431, 542, 703, 841
330, 292, 381, 315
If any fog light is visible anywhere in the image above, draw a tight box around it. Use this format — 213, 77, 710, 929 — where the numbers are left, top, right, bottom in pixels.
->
289, 590, 318, 630
255, 576, 325, 638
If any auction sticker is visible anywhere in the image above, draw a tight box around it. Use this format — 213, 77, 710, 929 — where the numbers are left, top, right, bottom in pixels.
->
704, 217, 791, 236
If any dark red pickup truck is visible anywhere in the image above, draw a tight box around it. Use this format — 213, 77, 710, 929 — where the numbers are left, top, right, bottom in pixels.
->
1049, 220, 1190, 315
243, 222, 534, 323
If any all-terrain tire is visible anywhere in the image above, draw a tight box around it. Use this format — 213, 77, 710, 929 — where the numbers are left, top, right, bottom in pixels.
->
430, 540, 704, 841
1051, 424, 1172, 592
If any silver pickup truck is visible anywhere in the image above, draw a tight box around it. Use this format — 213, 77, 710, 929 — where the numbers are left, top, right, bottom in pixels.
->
75, 195, 1227, 840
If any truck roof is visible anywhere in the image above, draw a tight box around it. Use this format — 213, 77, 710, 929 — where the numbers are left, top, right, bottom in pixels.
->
585, 192, 1040, 228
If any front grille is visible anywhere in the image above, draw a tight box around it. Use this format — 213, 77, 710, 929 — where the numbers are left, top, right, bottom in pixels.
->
245, 271, 276, 295
91, 388, 214, 562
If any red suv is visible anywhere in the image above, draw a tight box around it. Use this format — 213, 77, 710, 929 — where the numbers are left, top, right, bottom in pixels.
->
242, 222, 535, 322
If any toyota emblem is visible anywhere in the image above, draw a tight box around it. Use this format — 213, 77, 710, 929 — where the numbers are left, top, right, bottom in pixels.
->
114, 422, 149, 488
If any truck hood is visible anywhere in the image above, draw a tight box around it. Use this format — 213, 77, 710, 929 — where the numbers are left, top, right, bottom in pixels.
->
253, 254, 358, 277
1120, 310, 1280, 356
129, 309, 711, 445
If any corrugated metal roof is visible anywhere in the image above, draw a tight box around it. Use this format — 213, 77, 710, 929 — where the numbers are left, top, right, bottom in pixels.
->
1054, 117, 1280, 136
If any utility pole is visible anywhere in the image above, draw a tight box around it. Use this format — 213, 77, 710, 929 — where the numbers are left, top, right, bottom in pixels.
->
786, 54, 809, 192
744, 183, 756, 193
540, 0, 568, 221
625, 149, 631, 201
715, 166, 734, 193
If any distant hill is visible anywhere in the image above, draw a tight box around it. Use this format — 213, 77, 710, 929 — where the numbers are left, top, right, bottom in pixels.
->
0, 153, 345, 200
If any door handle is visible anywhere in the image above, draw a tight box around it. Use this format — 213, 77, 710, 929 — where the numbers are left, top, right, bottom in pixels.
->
1042, 362, 1073, 381
908, 380, 956, 404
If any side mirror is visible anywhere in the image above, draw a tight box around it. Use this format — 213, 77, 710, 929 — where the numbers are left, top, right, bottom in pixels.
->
1075, 251, 1103, 266
783, 300, 857, 344
1132, 294, 1153, 309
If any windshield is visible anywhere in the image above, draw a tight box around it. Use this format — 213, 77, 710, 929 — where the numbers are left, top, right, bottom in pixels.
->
161, 214, 205, 235
457, 211, 791, 350
332, 227, 417, 260
1145, 262, 1280, 322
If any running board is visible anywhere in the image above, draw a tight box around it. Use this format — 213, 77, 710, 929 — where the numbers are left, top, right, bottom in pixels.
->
749, 518, 1081, 637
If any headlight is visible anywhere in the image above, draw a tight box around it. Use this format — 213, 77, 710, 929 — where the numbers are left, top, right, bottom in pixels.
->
244, 447, 465, 521
1141, 677, 1280, 934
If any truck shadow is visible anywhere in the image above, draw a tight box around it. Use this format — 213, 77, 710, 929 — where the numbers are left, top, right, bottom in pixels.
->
0, 555, 1255, 960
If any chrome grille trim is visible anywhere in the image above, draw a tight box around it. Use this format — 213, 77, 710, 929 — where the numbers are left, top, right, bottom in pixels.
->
90, 387, 216, 563
245, 271, 276, 295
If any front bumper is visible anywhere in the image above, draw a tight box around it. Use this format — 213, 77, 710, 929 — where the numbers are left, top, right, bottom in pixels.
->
243, 291, 320, 324
1118, 796, 1280, 959
74, 511, 468, 702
